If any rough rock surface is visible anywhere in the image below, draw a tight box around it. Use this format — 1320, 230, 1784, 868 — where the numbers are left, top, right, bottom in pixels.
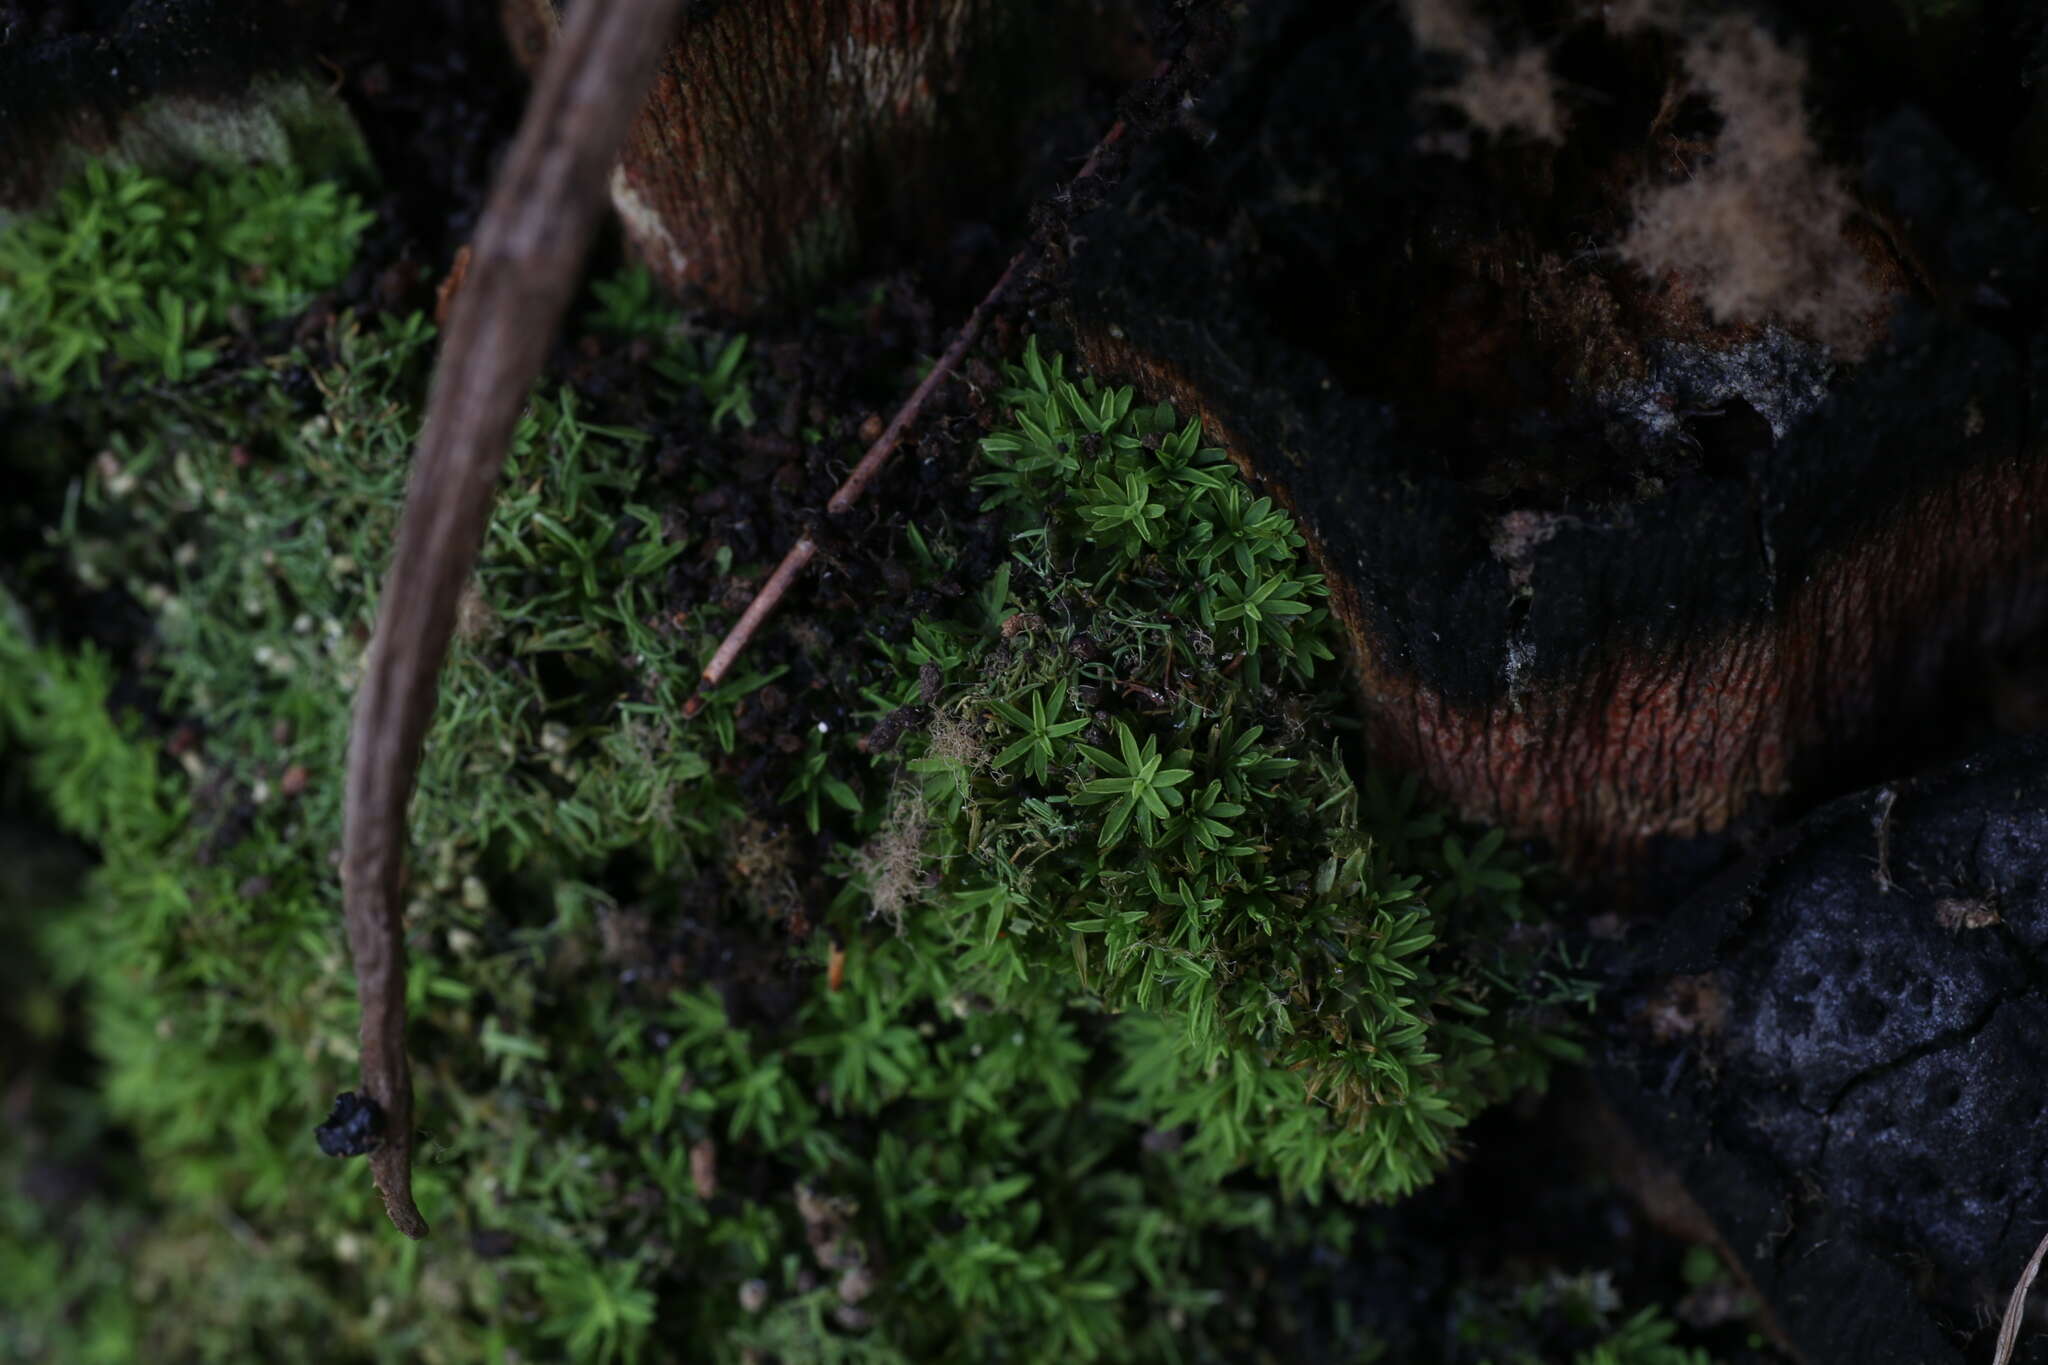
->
1602, 735, 2048, 1363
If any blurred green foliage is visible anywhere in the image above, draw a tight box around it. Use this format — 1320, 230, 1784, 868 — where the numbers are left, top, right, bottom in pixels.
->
0, 159, 372, 400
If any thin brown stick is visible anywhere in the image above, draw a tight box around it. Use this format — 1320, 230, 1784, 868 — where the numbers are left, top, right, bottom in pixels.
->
824, 250, 1027, 517
693, 252, 1018, 694
339, 0, 685, 1240
696, 535, 817, 694
1994, 1227, 2048, 1365
697, 117, 1137, 694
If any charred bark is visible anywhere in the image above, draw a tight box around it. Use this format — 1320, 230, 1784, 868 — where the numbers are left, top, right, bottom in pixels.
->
1050, 0, 2048, 887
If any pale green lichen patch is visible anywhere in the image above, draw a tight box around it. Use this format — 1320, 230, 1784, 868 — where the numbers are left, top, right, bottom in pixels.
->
2, 73, 370, 221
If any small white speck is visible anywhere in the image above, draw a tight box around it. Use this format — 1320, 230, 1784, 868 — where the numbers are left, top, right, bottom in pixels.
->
816, 721, 828, 733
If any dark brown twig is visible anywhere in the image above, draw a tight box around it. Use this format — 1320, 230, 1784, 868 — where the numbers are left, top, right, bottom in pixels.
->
695, 117, 1138, 697
823, 249, 1028, 518
693, 253, 1020, 695
696, 535, 818, 697
339, 0, 685, 1240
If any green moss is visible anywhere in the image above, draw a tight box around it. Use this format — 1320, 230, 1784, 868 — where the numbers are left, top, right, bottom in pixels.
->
1, 318, 1405, 1358
1450, 1270, 1720, 1364
0, 157, 373, 400
851, 340, 1585, 1202
586, 268, 759, 429
0, 156, 1707, 1364
776, 205, 859, 303
1890, 0, 1978, 31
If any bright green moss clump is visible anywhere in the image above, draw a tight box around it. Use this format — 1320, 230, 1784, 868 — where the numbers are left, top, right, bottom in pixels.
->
856, 341, 1583, 1201
0, 159, 373, 399
0, 161, 1707, 1365
0, 357, 1375, 1354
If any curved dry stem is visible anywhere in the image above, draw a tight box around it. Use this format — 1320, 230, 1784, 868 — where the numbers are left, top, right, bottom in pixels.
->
338, 0, 685, 1239
1994, 1228, 2048, 1365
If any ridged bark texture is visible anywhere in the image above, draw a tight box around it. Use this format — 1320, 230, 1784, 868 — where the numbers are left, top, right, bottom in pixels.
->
1070, 319, 2048, 884
526, 0, 1056, 311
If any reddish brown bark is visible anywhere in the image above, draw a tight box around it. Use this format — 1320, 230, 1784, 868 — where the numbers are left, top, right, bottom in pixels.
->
1071, 310, 2048, 884
1337, 457, 2048, 872
515, 0, 1110, 312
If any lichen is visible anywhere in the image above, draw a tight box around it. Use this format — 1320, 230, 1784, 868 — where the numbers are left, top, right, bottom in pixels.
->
1597, 325, 1835, 459
1617, 18, 1884, 356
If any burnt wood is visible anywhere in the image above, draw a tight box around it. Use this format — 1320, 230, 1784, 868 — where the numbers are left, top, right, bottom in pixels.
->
1053, 0, 2048, 884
